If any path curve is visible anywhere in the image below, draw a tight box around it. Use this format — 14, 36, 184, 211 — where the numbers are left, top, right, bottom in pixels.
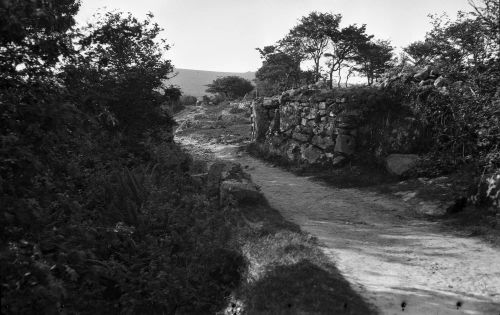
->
178, 135, 500, 315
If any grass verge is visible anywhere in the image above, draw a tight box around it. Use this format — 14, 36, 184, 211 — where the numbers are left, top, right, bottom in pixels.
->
227, 194, 376, 314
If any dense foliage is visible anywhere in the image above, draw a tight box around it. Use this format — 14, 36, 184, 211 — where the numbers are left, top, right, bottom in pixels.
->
206, 75, 254, 99
381, 0, 499, 194
255, 45, 306, 96
255, 11, 394, 93
1, 2, 243, 314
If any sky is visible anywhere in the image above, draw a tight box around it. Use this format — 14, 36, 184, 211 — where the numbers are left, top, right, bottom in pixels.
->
76, 0, 473, 73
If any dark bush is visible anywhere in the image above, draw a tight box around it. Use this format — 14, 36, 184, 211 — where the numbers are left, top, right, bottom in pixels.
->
1, 4, 245, 314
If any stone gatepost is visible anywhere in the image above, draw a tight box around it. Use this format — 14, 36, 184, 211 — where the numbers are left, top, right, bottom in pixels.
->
251, 97, 279, 142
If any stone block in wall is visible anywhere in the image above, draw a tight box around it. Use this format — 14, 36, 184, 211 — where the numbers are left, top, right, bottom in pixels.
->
299, 125, 313, 135
328, 103, 345, 116
280, 106, 300, 132
301, 145, 323, 164
306, 120, 317, 128
306, 108, 318, 120
312, 135, 335, 150
283, 129, 293, 138
334, 134, 356, 156
312, 124, 325, 136
263, 97, 280, 108
292, 132, 310, 142
325, 122, 336, 137
286, 141, 301, 161
311, 90, 335, 102
279, 93, 290, 104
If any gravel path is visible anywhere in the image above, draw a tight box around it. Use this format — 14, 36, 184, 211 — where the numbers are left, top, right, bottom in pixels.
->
175, 105, 500, 315
235, 152, 500, 315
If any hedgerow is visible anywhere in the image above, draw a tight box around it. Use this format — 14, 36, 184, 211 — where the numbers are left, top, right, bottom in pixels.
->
1, 2, 244, 313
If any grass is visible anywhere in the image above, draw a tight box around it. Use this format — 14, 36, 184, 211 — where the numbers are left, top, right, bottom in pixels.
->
229, 194, 376, 314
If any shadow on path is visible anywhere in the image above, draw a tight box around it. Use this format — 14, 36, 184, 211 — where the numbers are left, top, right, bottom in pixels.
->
245, 260, 375, 315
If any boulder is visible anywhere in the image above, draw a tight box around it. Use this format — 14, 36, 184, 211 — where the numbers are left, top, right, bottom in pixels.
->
385, 154, 419, 175
220, 179, 261, 204
292, 132, 310, 142
207, 161, 249, 197
312, 135, 335, 150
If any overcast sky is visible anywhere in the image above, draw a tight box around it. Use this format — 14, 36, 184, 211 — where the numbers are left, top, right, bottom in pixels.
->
76, 0, 472, 73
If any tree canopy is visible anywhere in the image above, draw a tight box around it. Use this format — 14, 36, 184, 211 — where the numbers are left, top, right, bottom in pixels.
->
255, 45, 303, 95
206, 76, 254, 99
284, 12, 341, 82
324, 23, 372, 87
355, 39, 393, 85
255, 11, 394, 91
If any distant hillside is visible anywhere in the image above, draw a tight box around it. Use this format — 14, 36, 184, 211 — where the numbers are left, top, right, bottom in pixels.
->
165, 68, 256, 97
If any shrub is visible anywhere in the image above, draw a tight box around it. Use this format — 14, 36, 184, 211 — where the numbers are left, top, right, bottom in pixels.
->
1, 5, 245, 314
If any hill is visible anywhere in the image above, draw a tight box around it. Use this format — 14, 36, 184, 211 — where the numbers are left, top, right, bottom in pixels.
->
165, 68, 256, 97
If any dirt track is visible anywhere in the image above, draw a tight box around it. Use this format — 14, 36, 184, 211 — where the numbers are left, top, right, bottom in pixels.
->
175, 106, 500, 315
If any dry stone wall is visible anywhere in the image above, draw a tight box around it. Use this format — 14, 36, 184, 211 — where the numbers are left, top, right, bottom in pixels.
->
252, 86, 421, 167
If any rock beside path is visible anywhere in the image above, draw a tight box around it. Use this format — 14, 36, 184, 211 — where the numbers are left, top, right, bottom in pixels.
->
386, 154, 419, 175
207, 161, 262, 205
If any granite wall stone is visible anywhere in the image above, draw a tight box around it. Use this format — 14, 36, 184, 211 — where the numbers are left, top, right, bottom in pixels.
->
251, 86, 419, 167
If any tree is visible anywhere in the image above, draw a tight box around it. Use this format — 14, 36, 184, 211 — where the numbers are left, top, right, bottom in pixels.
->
0, 0, 80, 77
354, 39, 393, 85
255, 45, 302, 95
403, 40, 435, 66
1, 5, 244, 314
284, 12, 339, 82
403, 3, 499, 91
468, 0, 500, 56
64, 11, 178, 138
324, 24, 371, 88
205, 76, 254, 99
